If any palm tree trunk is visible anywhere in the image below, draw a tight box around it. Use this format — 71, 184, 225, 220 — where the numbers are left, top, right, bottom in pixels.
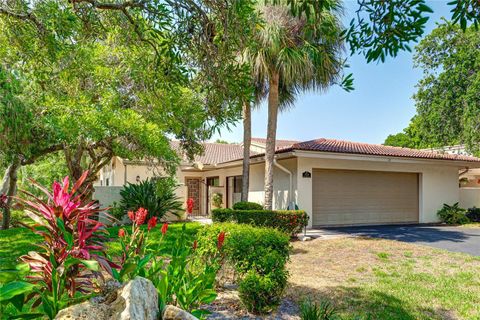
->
264, 71, 280, 210
1, 156, 20, 229
241, 101, 251, 202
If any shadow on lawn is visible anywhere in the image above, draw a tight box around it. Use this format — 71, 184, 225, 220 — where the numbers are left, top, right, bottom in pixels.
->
321, 225, 479, 244
287, 284, 456, 320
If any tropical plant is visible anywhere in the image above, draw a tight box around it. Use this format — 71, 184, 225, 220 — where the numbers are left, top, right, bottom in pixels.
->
233, 201, 263, 210
437, 203, 469, 225
300, 298, 339, 320
0, 171, 115, 319
120, 178, 183, 220
212, 193, 223, 208
241, 2, 348, 209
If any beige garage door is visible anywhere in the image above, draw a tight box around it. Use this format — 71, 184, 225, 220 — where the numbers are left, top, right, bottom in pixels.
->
312, 169, 419, 226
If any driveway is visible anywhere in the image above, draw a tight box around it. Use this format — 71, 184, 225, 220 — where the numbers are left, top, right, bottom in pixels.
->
308, 225, 480, 256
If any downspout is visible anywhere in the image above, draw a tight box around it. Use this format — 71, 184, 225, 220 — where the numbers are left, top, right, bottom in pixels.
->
273, 158, 294, 209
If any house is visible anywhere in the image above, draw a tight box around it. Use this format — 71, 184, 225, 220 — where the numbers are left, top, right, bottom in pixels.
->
95, 138, 480, 227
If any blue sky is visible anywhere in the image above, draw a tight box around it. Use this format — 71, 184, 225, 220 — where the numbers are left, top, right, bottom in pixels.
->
212, 1, 451, 144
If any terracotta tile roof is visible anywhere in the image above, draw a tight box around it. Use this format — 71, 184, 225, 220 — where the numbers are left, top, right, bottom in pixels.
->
171, 141, 256, 165
251, 137, 300, 150
285, 138, 480, 162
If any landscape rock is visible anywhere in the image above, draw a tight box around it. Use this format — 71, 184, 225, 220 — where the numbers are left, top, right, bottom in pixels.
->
163, 305, 199, 320
55, 277, 158, 320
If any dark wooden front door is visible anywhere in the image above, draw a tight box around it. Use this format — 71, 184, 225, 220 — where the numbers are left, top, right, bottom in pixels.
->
186, 178, 201, 215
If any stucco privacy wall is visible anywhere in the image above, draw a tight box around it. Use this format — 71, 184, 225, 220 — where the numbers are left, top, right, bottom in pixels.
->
296, 153, 460, 227
460, 188, 480, 208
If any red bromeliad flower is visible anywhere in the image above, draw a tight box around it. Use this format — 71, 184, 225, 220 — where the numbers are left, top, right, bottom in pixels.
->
118, 228, 126, 238
134, 207, 148, 225
147, 216, 158, 231
217, 231, 226, 249
161, 222, 168, 235
186, 198, 194, 214
128, 211, 135, 221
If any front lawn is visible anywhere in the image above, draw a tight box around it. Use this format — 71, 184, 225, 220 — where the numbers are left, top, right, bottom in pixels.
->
288, 237, 480, 320
0, 222, 202, 268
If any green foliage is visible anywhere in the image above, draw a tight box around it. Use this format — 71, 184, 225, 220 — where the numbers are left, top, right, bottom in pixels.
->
108, 202, 125, 221
411, 23, 480, 153
120, 178, 183, 220
197, 223, 290, 314
437, 203, 469, 225
466, 207, 480, 222
238, 268, 287, 314
211, 193, 223, 208
212, 208, 309, 235
232, 201, 263, 210
300, 298, 339, 320
197, 223, 290, 276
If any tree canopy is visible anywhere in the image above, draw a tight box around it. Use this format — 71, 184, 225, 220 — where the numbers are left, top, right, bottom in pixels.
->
409, 22, 480, 154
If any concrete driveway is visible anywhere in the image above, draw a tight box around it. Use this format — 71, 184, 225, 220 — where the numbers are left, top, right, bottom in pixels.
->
308, 225, 480, 256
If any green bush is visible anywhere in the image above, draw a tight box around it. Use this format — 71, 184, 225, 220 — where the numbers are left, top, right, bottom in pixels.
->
196, 223, 290, 275
233, 201, 263, 210
437, 203, 469, 225
300, 298, 339, 320
197, 223, 290, 314
120, 177, 183, 220
211, 208, 308, 235
238, 269, 287, 314
467, 207, 480, 222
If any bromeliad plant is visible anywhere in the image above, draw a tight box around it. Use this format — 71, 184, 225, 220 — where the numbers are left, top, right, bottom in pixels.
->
114, 207, 226, 318
0, 171, 116, 319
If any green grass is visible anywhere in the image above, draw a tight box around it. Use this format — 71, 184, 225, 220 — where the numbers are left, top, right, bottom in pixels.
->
289, 238, 480, 320
0, 222, 202, 268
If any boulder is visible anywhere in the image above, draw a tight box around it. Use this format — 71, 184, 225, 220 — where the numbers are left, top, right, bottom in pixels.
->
55, 277, 158, 320
162, 305, 199, 320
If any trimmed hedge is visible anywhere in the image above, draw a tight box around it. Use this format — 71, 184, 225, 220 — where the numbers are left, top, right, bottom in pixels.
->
233, 201, 263, 210
212, 208, 309, 235
196, 223, 290, 314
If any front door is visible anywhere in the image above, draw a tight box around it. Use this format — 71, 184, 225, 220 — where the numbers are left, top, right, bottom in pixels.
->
186, 178, 202, 215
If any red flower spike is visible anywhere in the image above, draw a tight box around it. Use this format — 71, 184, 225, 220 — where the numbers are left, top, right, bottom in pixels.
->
135, 208, 148, 225
147, 217, 158, 231
118, 229, 125, 238
128, 211, 135, 221
186, 198, 194, 214
217, 231, 226, 249
161, 223, 168, 235
192, 240, 198, 250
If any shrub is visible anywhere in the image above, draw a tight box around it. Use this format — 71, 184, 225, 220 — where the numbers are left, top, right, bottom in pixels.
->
300, 298, 339, 320
211, 208, 308, 235
0, 171, 114, 319
238, 269, 287, 314
212, 192, 223, 208
233, 201, 263, 210
196, 223, 290, 275
197, 223, 290, 314
120, 177, 183, 220
437, 203, 469, 225
467, 207, 480, 222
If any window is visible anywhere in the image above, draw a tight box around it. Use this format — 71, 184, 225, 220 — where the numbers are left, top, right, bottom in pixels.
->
206, 176, 220, 187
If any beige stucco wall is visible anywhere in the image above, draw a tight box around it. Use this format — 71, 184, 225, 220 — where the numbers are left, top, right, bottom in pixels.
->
296, 153, 461, 227
460, 188, 480, 208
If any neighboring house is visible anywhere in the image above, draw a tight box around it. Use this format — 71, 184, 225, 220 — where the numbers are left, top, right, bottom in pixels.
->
95, 138, 480, 227
422, 145, 480, 208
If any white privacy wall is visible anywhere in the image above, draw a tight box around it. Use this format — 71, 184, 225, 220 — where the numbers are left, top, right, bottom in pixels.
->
296, 154, 461, 227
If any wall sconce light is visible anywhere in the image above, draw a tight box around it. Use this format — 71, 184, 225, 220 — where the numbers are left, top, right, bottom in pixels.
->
136, 175, 141, 182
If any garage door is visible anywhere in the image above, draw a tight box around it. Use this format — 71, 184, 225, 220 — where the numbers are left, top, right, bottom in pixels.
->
312, 169, 419, 226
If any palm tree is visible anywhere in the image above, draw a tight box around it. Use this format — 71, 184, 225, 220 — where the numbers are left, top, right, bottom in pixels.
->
243, 2, 345, 209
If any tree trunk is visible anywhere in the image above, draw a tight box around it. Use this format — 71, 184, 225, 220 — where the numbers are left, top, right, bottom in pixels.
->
263, 71, 280, 210
241, 101, 251, 202
1, 157, 20, 229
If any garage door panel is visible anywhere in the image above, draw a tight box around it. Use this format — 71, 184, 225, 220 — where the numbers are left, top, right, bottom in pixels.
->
312, 169, 419, 226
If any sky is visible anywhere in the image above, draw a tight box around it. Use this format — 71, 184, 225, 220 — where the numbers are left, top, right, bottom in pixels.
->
211, 1, 452, 144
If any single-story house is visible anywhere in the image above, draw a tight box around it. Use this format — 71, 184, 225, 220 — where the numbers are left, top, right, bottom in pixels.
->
95, 138, 480, 227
